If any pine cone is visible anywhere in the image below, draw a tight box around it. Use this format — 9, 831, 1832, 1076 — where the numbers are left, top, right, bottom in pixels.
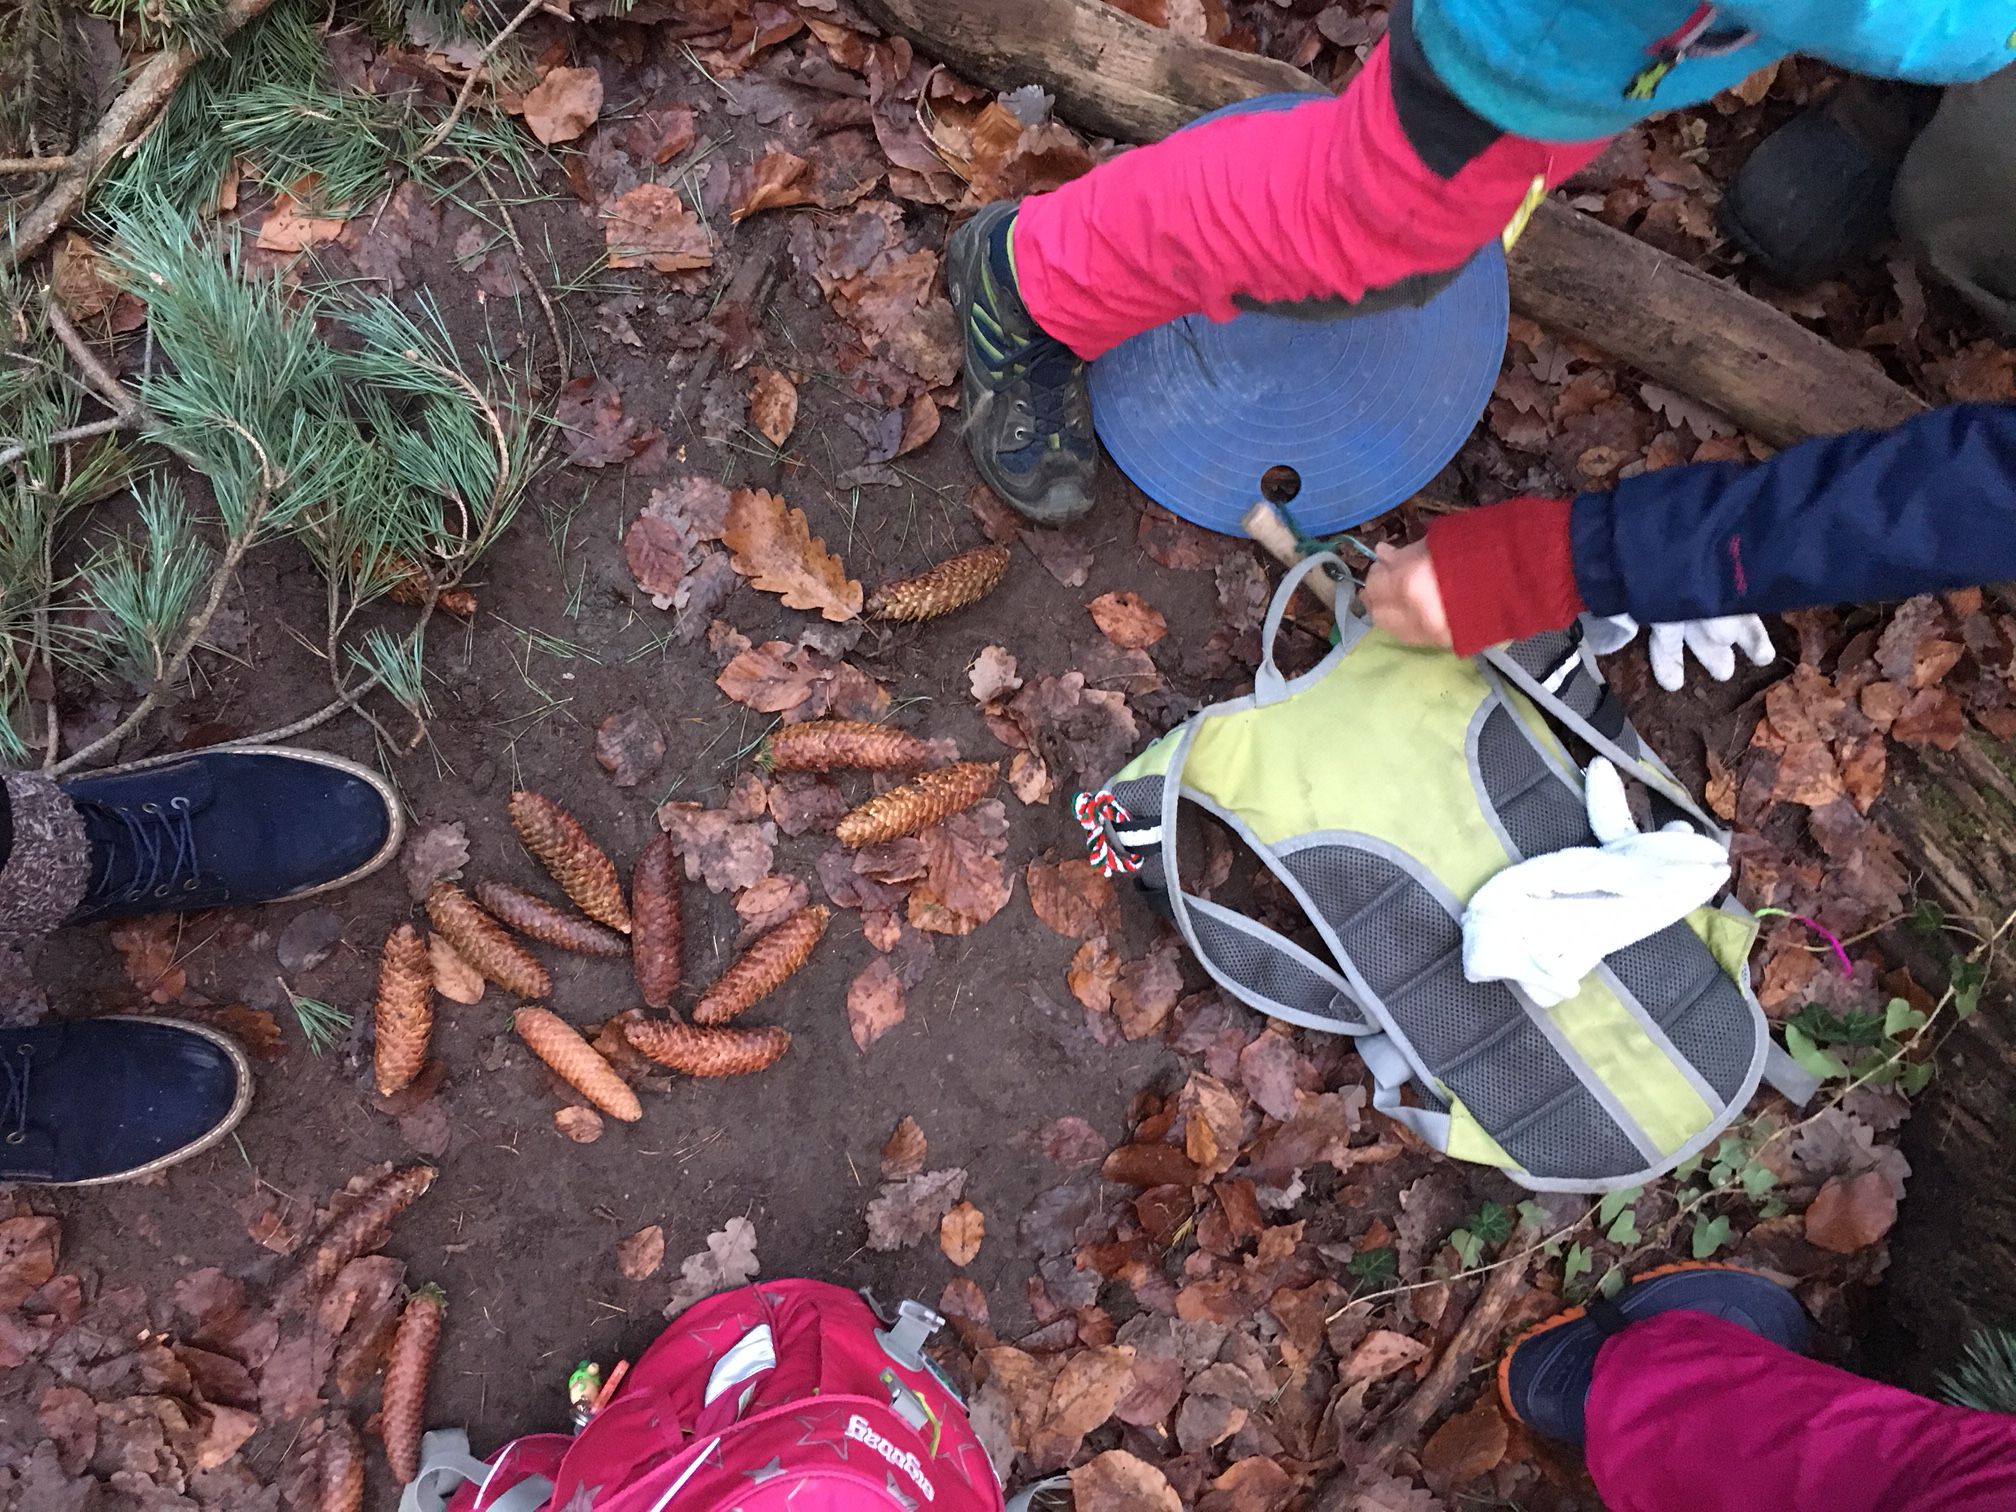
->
867, 544, 1012, 622
692, 905, 829, 1025
835, 762, 997, 847
384, 563, 477, 619
285, 1165, 436, 1313
515, 1007, 643, 1122
631, 833, 682, 1010
508, 792, 631, 933
624, 1020, 792, 1077
424, 883, 551, 999
474, 881, 628, 957
766, 720, 938, 773
318, 1416, 364, 1512
381, 1286, 444, 1485
372, 923, 433, 1098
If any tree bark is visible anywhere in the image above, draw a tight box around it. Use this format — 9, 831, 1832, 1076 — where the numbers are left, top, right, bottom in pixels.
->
858, 0, 1926, 446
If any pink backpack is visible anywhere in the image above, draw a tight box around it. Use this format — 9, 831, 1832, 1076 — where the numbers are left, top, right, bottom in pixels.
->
401, 1279, 1008, 1512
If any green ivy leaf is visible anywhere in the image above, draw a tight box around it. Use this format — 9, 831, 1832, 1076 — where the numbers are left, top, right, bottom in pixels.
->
1953, 958, 1987, 1021
1901, 1059, 1936, 1096
1908, 900, 1947, 936
1605, 1209, 1641, 1245
1467, 1201, 1513, 1247
1884, 997, 1929, 1038
1784, 1023, 1849, 1081
1563, 1243, 1593, 1287
1450, 1229, 1484, 1270
1598, 1266, 1626, 1300
1692, 1214, 1733, 1260
1346, 1247, 1397, 1285
1517, 1199, 1551, 1234
1597, 1187, 1642, 1229
1673, 1153, 1704, 1182
1739, 1161, 1779, 1199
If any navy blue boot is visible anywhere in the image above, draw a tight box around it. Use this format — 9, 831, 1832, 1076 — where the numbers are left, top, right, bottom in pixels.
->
1498, 1263, 1812, 1444
1, 1016, 252, 1184
61, 746, 401, 925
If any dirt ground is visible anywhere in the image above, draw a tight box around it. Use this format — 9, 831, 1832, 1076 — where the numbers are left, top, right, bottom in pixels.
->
8, 2, 2015, 1508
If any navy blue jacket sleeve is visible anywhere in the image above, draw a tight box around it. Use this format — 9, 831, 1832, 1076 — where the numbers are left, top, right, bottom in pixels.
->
1570, 403, 2016, 623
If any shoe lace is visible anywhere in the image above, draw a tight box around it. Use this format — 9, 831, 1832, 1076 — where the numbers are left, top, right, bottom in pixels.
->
2, 1046, 28, 1147
999, 336, 1084, 439
79, 796, 203, 905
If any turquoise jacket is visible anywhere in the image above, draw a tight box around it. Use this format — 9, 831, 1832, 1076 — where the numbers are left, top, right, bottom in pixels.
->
1415, 0, 2016, 141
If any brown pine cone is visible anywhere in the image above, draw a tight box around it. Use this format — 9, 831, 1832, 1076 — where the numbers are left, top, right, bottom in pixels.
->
631, 833, 682, 1010
380, 1286, 444, 1484
424, 883, 550, 999
474, 881, 628, 957
508, 792, 631, 934
835, 762, 997, 847
624, 1020, 792, 1077
867, 544, 1011, 622
384, 563, 477, 619
318, 1416, 364, 1512
372, 923, 433, 1098
766, 720, 938, 773
284, 1165, 436, 1313
515, 1007, 643, 1122
692, 905, 828, 1025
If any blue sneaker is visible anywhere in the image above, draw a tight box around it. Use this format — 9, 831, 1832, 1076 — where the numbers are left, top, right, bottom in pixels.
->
1498, 1262, 1812, 1444
946, 201, 1098, 524
1, 1016, 252, 1185
62, 745, 402, 925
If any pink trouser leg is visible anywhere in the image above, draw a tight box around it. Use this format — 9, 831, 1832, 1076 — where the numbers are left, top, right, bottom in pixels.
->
1009, 39, 1607, 360
1586, 1311, 2016, 1512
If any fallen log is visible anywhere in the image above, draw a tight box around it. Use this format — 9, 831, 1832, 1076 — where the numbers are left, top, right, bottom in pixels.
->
858, 0, 1926, 447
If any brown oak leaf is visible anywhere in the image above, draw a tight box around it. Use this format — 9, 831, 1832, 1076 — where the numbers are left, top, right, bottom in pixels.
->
749, 367, 799, 447
720, 488, 862, 622
605, 184, 713, 273
522, 65, 603, 144
847, 956, 907, 1050
1088, 590, 1168, 650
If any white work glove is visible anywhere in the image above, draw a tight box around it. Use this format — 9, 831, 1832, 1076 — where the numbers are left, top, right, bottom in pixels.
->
1462, 758, 1730, 1007
1581, 612, 1774, 693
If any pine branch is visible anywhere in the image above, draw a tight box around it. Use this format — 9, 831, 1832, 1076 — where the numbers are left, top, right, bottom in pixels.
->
5, 0, 279, 267
413, 0, 549, 160
0, 416, 126, 470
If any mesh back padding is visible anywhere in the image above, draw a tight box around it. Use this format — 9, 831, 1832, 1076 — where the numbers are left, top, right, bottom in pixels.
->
1476, 707, 1592, 860
1282, 844, 1644, 1181
1187, 904, 1361, 1031
1501, 631, 1628, 740
1603, 923, 1754, 1102
1110, 777, 1164, 827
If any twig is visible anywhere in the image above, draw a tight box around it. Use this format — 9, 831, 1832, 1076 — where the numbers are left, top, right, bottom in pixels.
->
52, 424, 277, 775
41, 296, 146, 425
6, 0, 282, 268
0, 416, 127, 470
0, 156, 72, 175
1312, 1233, 1534, 1504
414, 0, 549, 160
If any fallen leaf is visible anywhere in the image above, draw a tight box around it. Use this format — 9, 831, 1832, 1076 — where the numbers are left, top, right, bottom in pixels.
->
401, 820, 471, 901
108, 917, 187, 1003
749, 367, 799, 446
605, 183, 713, 273
276, 906, 344, 973
664, 1217, 761, 1314
867, 1168, 968, 1251
1113, 943, 1183, 1040
896, 392, 940, 456
882, 1115, 927, 1178
1089, 591, 1168, 650
1768, 740, 1845, 808
969, 645, 1022, 705
594, 707, 666, 788
1026, 855, 1119, 940
0, 1216, 59, 1308
428, 933, 485, 1005
720, 488, 862, 622
522, 65, 604, 144
847, 956, 908, 1050
735, 875, 811, 939
556, 374, 664, 469
37, 1384, 96, 1475
1068, 935, 1121, 1013
1349, 1472, 1445, 1512
1038, 1116, 1108, 1169
940, 1274, 992, 1341
940, 1201, 986, 1266
733, 148, 816, 221
1343, 1329, 1428, 1386
1139, 502, 1227, 571
256, 193, 346, 253
627, 102, 696, 164
1891, 687, 1965, 749
1071, 1450, 1182, 1512
1805, 1170, 1898, 1253
717, 639, 839, 715
657, 802, 778, 893
907, 799, 1012, 936
1199, 1457, 1297, 1512
624, 517, 686, 606
616, 1224, 666, 1281
1029, 1345, 1137, 1467
1420, 1394, 1509, 1488
1237, 1027, 1302, 1122
555, 1106, 604, 1143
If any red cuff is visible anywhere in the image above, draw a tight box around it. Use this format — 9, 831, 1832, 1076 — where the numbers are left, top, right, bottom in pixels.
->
1425, 496, 1584, 655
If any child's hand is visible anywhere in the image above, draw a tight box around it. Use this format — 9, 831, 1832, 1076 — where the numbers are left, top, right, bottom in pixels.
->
1362, 540, 1452, 649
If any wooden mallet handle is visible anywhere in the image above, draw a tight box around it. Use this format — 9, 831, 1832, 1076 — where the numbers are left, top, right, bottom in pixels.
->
1241, 500, 1338, 609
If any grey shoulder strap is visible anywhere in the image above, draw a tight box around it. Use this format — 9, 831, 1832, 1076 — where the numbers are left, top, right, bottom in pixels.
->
400, 1430, 553, 1512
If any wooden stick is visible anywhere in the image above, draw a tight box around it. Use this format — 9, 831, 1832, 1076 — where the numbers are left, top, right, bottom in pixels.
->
6, 0, 280, 270
1241, 500, 1337, 609
0, 156, 72, 175
854, 0, 1926, 447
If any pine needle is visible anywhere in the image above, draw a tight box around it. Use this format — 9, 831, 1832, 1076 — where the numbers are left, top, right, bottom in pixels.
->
1940, 1328, 2016, 1414
283, 984, 351, 1056
82, 478, 212, 684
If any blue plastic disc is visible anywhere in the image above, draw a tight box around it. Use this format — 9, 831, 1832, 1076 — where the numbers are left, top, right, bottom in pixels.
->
1088, 93, 1509, 537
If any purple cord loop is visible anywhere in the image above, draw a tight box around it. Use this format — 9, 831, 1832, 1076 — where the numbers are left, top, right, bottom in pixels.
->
1755, 906, 1853, 978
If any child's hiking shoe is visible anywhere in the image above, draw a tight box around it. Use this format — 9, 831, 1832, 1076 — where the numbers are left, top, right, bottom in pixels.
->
1721, 80, 1940, 287
1, 1016, 252, 1185
947, 201, 1098, 524
1498, 1262, 1811, 1444
62, 745, 401, 925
